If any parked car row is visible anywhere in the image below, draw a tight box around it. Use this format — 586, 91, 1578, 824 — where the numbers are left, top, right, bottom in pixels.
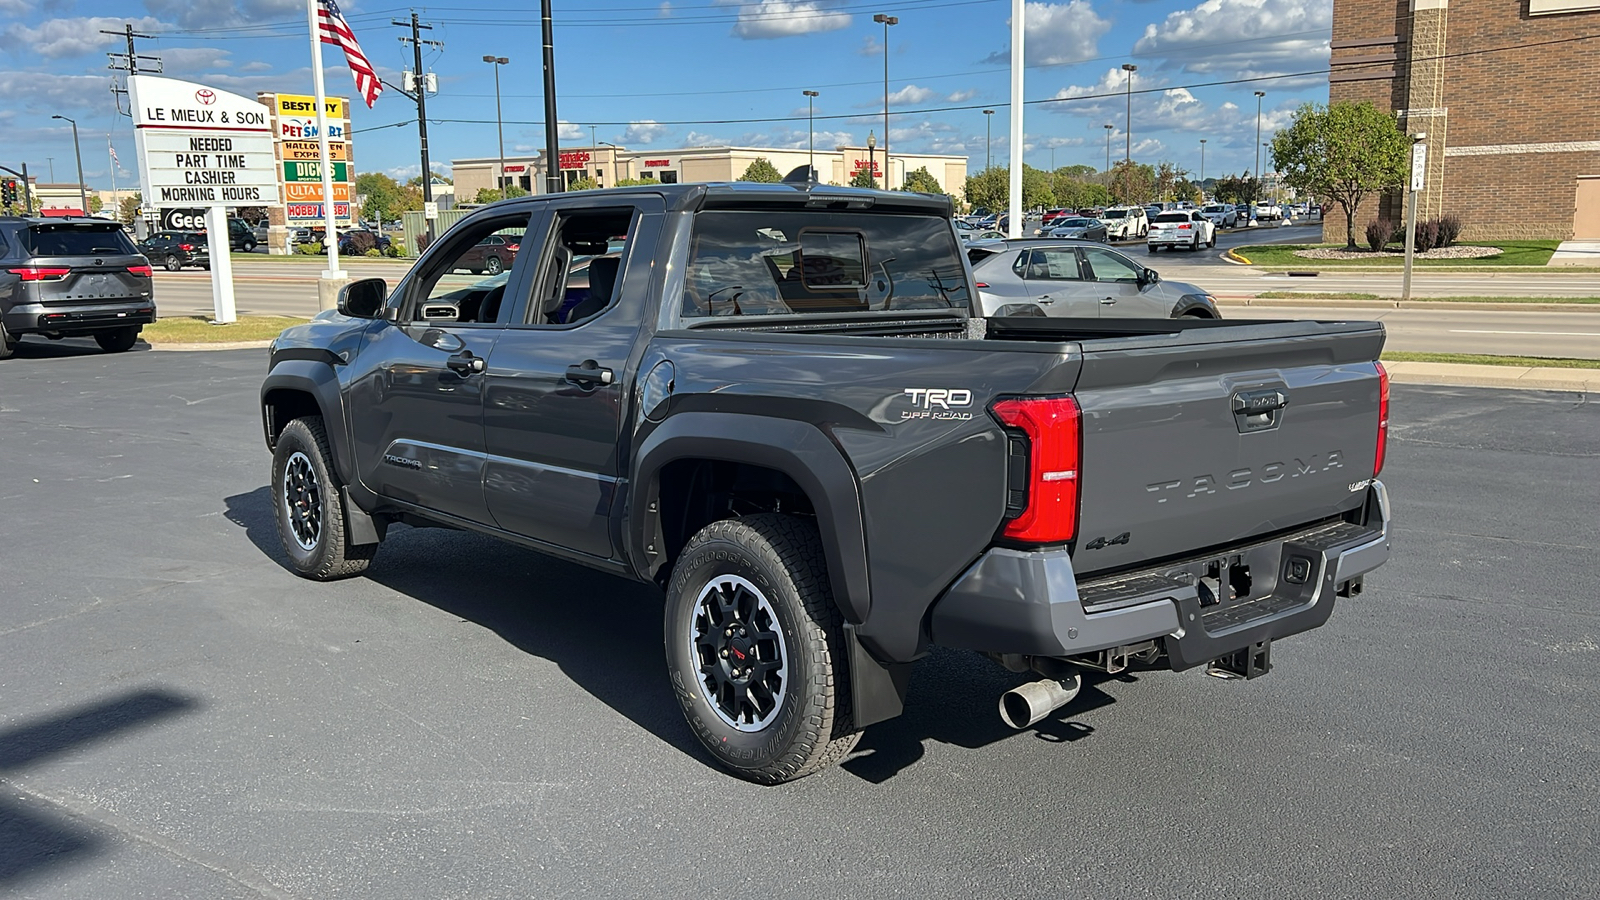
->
967, 237, 1220, 319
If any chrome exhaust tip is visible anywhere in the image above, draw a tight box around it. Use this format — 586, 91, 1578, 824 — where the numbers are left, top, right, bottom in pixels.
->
998, 674, 1082, 730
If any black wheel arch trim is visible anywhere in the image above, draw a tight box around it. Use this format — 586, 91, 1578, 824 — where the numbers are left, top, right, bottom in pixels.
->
630, 411, 872, 627
261, 360, 356, 488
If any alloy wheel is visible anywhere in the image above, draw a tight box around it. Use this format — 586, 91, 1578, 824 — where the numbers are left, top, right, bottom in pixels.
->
282, 451, 323, 551
688, 574, 789, 732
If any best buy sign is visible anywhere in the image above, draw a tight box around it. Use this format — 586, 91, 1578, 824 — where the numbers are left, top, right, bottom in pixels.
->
283, 160, 349, 182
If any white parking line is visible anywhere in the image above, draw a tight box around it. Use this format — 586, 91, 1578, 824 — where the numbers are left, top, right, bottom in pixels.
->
1449, 329, 1600, 336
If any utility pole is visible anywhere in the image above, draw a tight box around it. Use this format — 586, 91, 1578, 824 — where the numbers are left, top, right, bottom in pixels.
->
104, 24, 161, 116
393, 12, 442, 243
541, 0, 562, 194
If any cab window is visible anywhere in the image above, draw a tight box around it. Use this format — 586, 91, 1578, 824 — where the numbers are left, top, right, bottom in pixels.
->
408, 216, 531, 325
524, 207, 636, 326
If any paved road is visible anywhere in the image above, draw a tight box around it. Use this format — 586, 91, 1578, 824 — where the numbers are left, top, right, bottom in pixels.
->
1225, 305, 1600, 358
1, 346, 1596, 898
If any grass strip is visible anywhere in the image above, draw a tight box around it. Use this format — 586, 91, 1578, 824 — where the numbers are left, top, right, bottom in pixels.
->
144, 316, 307, 343
1236, 240, 1560, 267
1382, 351, 1600, 369
1254, 292, 1600, 303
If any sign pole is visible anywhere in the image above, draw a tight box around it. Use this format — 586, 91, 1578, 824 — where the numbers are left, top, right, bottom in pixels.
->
308, 0, 344, 309
1402, 137, 1425, 302
206, 205, 238, 323
1006, 0, 1023, 239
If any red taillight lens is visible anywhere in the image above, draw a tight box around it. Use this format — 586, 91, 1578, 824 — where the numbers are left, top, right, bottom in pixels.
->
506, 243, 520, 252
1178, 223, 1192, 229
128, 264, 154, 277
8, 267, 71, 281
180, 243, 194, 251
974, 282, 989, 289
1374, 361, 1390, 476
991, 396, 1081, 544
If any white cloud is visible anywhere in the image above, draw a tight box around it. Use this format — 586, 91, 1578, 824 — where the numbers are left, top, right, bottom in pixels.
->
157, 47, 234, 74
683, 131, 723, 147
984, 1, 1113, 67
659, 1, 673, 16
1133, 0, 1331, 80
1045, 66, 1152, 119
145, 0, 301, 30
948, 89, 979, 103
729, 1, 851, 40
557, 121, 585, 140
857, 35, 882, 56
887, 85, 939, 107
5, 16, 166, 59
623, 120, 670, 144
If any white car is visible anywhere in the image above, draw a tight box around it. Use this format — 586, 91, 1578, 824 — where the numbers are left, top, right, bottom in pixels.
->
1147, 209, 1215, 252
1253, 199, 1282, 221
1098, 206, 1147, 241
1200, 203, 1238, 228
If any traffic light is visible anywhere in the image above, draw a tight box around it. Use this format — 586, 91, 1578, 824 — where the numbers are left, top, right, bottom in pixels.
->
1, 179, 16, 210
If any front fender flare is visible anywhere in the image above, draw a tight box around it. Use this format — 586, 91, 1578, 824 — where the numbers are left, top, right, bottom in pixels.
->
261, 360, 355, 487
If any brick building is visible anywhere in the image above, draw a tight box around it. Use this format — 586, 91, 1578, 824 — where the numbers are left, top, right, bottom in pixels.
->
1329, 0, 1600, 242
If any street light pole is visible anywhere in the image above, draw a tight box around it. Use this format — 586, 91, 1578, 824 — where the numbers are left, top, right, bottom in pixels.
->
1199, 138, 1206, 188
873, 14, 898, 189
1254, 90, 1265, 200
483, 56, 509, 193
803, 90, 819, 180
51, 115, 88, 215
1122, 63, 1137, 165
983, 109, 994, 172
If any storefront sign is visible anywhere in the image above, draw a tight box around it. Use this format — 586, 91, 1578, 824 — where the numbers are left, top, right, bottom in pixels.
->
278, 117, 344, 140
275, 93, 345, 120
284, 182, 352, 202
158, 207, 210, 231
283, 160, 349, 182
558, 151, 591, 170
281, 140, 350, 161
851, 158, 882, 176
286, 201, 351, 220
643, 159, 671, 168
503, 164, 526, 173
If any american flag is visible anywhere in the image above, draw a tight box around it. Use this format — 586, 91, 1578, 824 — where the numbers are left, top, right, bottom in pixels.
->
317, 0, 382, 108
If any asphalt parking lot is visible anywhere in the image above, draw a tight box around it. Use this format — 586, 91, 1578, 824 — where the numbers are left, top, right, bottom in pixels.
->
2, 343, 1597, 898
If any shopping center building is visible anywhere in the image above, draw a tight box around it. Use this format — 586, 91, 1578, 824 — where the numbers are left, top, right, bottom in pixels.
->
1328, 0, 1600, 242
452, 143, 967, 199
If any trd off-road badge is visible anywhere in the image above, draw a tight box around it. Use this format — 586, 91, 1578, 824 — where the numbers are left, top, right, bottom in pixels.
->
900, 388, 974, 421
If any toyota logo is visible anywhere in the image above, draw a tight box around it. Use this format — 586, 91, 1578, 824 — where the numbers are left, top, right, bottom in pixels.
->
195, 89, 217, 105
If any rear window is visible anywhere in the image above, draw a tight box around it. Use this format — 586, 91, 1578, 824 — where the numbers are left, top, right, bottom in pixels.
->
1154, 212, 1192, 223
684, 210, 971, 318
22, 224, 139, 257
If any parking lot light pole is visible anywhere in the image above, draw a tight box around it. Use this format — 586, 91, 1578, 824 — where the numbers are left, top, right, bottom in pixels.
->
803, 90, 819, 180
483, 56, 509, 192
1122, 64, 1136, 165
51, 115, 88, 216
873, 14, 898, 189
1253, 91, 1265, 198
983, 109, 994, 172
1199, 138, 1206, 188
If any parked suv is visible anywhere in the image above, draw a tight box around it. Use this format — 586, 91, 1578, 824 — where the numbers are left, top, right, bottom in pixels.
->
138, 231, 210, 270
228, 218, 258, 252
1098, 206, 1147, 241
1148, 209, 1216, 252
0, 216, 155, 358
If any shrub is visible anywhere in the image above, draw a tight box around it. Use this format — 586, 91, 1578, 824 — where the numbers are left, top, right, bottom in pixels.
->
364, 248, 382, 257
342, 230, 377, 255
295, 242, 322, 255
1364, 219, 1393, 253
1435, 214, 1462, 248
386, 241, 407, 258
1412, 219, 1439, 253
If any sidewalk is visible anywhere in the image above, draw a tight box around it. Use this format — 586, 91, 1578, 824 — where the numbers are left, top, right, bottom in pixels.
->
1216, 297, 1596, 312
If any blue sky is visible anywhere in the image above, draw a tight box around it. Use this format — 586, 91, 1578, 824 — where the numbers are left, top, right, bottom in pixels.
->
1, 0, 1331, 189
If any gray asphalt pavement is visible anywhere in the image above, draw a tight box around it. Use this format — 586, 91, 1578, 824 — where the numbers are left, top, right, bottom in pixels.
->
3, 346, 1596, 899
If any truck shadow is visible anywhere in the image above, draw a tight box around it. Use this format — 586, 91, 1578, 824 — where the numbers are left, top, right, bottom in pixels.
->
0, 689, 199, 888
225, 486, 1117, 783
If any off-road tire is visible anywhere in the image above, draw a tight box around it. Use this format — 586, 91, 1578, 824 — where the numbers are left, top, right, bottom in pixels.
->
665, 514, 859, 784
94, 327, 140, 353
272, 416, 375, 580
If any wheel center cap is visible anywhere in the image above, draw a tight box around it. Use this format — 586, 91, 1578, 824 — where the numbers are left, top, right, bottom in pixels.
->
727, 637, 753, 672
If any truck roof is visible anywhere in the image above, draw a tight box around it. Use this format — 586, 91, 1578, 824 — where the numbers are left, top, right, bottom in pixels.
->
470, 181, 954, 216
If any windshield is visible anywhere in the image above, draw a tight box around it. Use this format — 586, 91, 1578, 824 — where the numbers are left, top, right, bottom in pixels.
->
684, 210, 971, 318
23, 224, 139, 256
1102, 209, 1127, 219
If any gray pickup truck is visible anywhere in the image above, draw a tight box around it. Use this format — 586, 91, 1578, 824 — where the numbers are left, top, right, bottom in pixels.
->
261, 181, 1392, 784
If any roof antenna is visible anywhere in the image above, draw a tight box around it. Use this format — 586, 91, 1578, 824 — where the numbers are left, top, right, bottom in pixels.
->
782, 165, 817, 186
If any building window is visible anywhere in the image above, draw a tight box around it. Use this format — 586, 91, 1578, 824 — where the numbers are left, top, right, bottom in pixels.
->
659, 171, 678, 184
640, 172, 656, 180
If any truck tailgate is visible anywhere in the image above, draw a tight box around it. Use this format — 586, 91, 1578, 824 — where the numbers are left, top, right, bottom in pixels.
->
1068, 319, 1385, 576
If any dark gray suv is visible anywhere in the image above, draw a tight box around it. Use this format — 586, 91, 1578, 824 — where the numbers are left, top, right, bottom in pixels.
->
0, 216, 156, 358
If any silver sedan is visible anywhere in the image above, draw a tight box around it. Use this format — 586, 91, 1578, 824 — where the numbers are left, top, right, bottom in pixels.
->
1044, 217, 1108, 242
966, 239, 1221, 319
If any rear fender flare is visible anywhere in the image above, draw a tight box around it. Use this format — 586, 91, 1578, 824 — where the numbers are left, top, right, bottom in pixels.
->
630, 411, 871, 625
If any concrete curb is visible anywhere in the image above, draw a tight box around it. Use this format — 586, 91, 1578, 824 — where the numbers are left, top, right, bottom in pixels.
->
1383, 361, 1600, 393
147, 340, 274, 351
1217, 297, 1599, 312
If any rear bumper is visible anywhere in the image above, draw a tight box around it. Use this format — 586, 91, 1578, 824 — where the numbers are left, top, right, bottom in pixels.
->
4, 299, 158, 335
929, 481, 1391, 668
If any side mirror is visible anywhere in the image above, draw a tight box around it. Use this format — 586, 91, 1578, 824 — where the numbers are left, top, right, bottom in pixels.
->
337, 277, 388, 318
1142, 268, 1160, 285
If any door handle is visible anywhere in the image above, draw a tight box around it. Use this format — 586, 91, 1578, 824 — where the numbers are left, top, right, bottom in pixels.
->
1037, 295, 1054, 304
1100, 297, 1117, 304
446, 350, 486, 375
565, 361, 614, 386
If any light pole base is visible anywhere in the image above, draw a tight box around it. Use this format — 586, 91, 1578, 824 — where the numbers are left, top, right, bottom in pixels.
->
317, 269, 351, 312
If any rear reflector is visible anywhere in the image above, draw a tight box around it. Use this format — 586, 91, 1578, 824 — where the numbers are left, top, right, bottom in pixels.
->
128, 264, 154, 277
8, 267, 71, 281
1374, 361, 1390, 476
974, 282, 989, 289
991, 396, 1081, 544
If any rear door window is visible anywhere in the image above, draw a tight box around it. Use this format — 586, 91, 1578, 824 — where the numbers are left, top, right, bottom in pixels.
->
684, 210, 970, 317
23, 225, 139, 257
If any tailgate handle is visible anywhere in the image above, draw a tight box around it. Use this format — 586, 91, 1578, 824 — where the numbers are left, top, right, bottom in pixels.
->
1233, 389, 1288, 433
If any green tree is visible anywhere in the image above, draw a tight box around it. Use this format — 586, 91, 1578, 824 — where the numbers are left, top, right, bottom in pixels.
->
1153, 161, 1187, 202
569, 177, 599, 191
615, 178, 656, 187
964, 166, 1008, 211
849, 167, 879, 189
1020, 164, 1054, 210
1109, 160, 1155, 206
118, 192, 141, 225
737, 158, 783, 183
357, 172, 412, 222
1271, 100, 1409, 249
901, 166, 944, 195
87, 195, 104, 214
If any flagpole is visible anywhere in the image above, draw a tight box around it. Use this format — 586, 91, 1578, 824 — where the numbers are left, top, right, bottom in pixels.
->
309, 0, 342, 298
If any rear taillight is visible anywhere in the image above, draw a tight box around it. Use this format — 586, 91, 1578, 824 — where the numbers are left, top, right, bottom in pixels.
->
1178, 223, 1192, 229
991, 396, 1081, 544
8, 267, 71, 281
1374, 362, 1390, 476
128, 264, 154, 277
506, 243, 520, 252
180, 243, 194, 251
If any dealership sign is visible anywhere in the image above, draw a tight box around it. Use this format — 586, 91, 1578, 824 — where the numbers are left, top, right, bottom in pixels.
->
129, 75, 277, 206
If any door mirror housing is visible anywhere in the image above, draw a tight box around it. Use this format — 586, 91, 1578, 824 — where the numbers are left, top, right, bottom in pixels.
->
1141, 268, 1161, 286
337, 277, 388, 318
